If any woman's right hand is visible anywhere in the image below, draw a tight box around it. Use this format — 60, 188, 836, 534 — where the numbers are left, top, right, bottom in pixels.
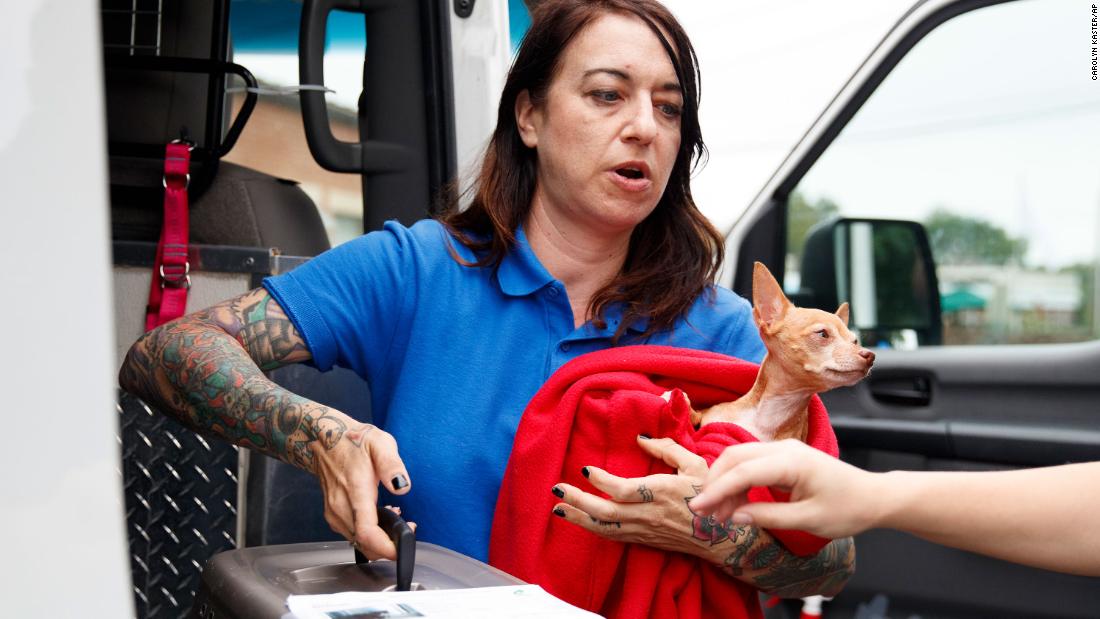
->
312, 419, 412, 559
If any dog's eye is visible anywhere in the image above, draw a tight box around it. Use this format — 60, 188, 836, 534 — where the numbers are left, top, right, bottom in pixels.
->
816, 329, 829, 339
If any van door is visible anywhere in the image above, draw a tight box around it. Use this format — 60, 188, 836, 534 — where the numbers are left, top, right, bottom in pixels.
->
723, 1, 1100, 616
2, 1, 133, 616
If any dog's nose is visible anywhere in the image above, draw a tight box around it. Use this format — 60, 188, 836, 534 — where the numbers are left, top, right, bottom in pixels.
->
859, 349, 876, 364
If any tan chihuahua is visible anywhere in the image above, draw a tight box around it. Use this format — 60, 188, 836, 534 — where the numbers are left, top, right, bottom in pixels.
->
689, 262, 875, 442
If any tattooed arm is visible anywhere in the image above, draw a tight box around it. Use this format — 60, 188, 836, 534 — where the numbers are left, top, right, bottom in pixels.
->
119, 288, 319, 463
552, 436, 854, 597
687, 491, 855, 597
119, 288, 411, 559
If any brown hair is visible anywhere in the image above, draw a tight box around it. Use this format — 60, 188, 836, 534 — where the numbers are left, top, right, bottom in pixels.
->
439, 0, 725, 342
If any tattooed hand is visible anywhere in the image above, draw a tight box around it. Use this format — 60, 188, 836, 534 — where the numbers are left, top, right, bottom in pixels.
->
550, 436, 716, 558
313, 420, 414, 560
550, 436, 855, 597
119, 288, 414, 560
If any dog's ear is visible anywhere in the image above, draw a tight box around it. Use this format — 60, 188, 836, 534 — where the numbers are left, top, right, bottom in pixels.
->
835, 302, 850, 325
753, 262, 791, 331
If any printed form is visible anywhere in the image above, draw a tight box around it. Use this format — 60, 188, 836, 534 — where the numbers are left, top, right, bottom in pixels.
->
287, 585, 604, 619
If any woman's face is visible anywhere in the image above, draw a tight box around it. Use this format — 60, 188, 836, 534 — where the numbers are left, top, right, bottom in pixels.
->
516, 12, 684, 238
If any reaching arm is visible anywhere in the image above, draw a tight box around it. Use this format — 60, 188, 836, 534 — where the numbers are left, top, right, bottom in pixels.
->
690, 439, 1100, 577
119, 288, 411, 558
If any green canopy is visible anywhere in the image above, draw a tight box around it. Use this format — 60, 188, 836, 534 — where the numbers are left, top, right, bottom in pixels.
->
941, 289, 986, 312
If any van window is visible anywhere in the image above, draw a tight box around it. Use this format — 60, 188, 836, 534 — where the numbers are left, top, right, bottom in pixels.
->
509, 0, 532, 53
228, 0, 366, 246
787, 0, 1100, 346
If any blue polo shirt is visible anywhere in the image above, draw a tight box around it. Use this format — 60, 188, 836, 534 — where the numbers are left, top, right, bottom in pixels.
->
263, 219, 764, 562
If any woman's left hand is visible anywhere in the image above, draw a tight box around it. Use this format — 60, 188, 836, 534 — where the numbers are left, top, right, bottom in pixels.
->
552, 436, 718, 559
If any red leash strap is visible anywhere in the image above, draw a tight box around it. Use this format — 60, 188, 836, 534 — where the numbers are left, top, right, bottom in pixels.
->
145, 142, 192, 332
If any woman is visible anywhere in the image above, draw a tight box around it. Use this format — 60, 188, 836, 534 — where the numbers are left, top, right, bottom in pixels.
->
119, 0, 853, 605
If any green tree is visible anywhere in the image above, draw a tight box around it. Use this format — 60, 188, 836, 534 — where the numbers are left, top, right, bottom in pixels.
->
788, 192, 840, 259
924, 208, 1028, 266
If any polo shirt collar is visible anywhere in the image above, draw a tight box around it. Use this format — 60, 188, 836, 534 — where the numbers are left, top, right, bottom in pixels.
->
497, 226, 651, 334
497, 225, 555, 297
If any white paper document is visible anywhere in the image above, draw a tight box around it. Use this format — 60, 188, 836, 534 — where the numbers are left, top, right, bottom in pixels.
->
286, 585, 605, 619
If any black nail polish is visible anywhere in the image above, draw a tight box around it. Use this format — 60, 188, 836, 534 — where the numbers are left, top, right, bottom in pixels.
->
552, 486, 565, 498
639, 434, 652, 440
392, 474, 409, 490
581, 466, 590, 478
553, 507, 566, 517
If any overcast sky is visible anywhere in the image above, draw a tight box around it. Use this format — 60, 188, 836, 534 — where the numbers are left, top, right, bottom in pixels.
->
665, 0, 917, 228
667, 0, 1100, 269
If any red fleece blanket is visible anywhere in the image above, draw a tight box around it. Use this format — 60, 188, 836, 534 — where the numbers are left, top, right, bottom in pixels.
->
489, 345, 837, 619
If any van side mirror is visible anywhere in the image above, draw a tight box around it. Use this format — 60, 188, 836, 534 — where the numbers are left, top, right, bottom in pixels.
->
797, 217, 942, 347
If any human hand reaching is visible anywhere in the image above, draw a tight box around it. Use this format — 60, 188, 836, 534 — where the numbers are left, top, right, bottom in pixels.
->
689, 439, 882, 539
